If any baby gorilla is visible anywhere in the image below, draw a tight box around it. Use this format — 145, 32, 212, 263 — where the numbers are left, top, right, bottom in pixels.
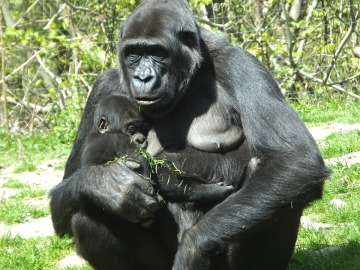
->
81, 95, 235, 213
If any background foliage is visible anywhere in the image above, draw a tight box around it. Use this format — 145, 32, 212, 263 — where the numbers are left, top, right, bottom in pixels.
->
0, 0, 359, 135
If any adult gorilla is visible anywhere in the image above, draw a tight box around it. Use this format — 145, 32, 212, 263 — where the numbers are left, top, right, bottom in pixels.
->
50, 0, 331, 269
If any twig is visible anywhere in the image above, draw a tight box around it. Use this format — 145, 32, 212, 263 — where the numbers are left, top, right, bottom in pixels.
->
62, 0, 89, 12
322, 1, 359, 84
195, 17, 230, 30
43, 3, 67, 30
299, 70, 360, 99
35, 54, 62, 85
80, 77, 92, 94
0, 5, 9, 132
280, 0, 296, 69
296, 0, 319, 62
328, 72, 360, 86
0, 95, 53, 114
0, 45, 55, 84
13, 0, 41, 28
35, 54, 66, 109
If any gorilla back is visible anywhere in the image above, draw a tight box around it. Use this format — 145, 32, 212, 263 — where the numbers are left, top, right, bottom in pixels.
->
50, 1, 331, 269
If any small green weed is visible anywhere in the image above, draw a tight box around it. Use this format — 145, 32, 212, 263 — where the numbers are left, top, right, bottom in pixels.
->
289, 163, 360, 269
0, 180, 48, 224
0, 235, 92, 270
294, 101, 360, 126
320, 130, 360, 158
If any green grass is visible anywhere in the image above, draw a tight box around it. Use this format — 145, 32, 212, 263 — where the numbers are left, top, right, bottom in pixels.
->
293, 101, 360, 126
0, 100, 359, 269
0, 129, 73, 169
0, 235, 92, 270
289, 164, 360, 269
0, 180, 49, 225
319, 130, 360, 158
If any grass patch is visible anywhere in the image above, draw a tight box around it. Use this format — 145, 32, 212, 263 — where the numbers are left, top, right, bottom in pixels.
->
319, 130, 360, 158
0, 180, 48, 225
0, 235, 91, 270
0, 130, 73, 169
293, 101, 360, 126
289, 164, 360, 269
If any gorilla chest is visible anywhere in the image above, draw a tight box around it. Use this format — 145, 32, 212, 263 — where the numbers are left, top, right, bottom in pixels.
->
146, 101, 244, 155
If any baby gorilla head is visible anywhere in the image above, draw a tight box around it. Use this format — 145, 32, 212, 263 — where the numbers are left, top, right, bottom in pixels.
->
94, 94, 148, 148
81, 95, 149, 174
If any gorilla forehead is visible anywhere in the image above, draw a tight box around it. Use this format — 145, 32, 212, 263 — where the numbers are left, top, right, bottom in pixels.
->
121, 0, 197, 39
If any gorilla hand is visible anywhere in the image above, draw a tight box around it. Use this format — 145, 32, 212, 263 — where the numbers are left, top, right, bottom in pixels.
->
82, 160, 163, 224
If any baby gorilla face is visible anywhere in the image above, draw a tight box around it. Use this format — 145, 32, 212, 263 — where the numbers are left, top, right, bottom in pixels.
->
95, 95, 149, 146
81, 95, 150, 174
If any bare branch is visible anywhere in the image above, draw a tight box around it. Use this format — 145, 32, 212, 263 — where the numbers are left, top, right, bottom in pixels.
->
0, 45, 55, 84
300, 70, 360, 99
62, 0, 89, 12
13, 0, 41, 28
1, 0, 15, 26
35, 54, 65, 109
280, 0, 296, 69
195, 17, 229, 30
0, 95, 54, 114
0, 3, 9, 132
296, 0, 319, 62
322, 1, 359, 84
35, 54, 62, 85
328, 72, 360, 86
43, 3, 67, 30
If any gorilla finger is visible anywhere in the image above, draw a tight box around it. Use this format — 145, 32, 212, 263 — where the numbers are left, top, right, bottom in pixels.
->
119, 202, 155, 222
133, 180, 156, 196
125, 160, 141, 170
134, 192, 163, 212
141, 218, 154, 228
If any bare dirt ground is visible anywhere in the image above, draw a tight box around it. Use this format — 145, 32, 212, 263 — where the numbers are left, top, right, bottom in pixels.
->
0, 123, 359, 268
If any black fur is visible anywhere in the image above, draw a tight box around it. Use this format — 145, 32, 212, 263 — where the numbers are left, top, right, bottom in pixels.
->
50, 0, 331, 269
81, 94, 237, 239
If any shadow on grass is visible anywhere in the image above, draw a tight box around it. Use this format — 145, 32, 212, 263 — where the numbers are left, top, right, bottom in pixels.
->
288, 241, 360, 270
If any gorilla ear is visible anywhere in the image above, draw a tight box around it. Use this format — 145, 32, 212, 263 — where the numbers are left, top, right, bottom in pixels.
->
179, 31, 198, 48
98, 117, 109, 134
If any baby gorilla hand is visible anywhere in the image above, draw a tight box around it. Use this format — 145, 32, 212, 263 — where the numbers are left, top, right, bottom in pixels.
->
156, 169, 234, 204
82, 160, 163, 224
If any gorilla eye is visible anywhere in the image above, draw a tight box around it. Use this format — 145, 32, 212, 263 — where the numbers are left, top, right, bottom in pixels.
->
125, 124, 137, 136
98, 117, 109, 134
124, 48, 142, 63
149, 47, 168, 62
179, 31, 197, 47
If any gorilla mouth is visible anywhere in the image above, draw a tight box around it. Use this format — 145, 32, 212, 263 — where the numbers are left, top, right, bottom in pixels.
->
135, 96, 174, 116
136, 98, 159, 105
135, 97, 163, 107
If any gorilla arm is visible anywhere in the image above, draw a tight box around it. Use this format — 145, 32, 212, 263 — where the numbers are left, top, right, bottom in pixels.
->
49, 69, 163, 236
50, 161, 161, 236
172, 36, 331, 270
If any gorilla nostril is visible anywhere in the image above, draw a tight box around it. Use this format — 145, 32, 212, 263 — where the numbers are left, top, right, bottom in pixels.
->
142, 75, 154, 83
132, 133, 148, 148
133, 74, 152, 83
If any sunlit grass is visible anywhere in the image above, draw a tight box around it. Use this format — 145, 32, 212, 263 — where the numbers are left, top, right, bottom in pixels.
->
0, 180, 48, 225
0, 235, 92, 270
319, 130, 360, 158
289, 164, 360, 269
293, 101, 360, 126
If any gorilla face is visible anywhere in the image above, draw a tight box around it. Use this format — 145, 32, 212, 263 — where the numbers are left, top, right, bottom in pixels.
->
118, 0, 203, 115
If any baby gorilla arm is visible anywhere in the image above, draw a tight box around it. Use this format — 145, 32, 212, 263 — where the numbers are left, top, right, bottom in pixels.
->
153, 147, 241, 205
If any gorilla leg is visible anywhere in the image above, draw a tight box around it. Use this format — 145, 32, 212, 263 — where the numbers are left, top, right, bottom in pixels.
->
227, 208, 302, 270
72, 208, 176, 270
